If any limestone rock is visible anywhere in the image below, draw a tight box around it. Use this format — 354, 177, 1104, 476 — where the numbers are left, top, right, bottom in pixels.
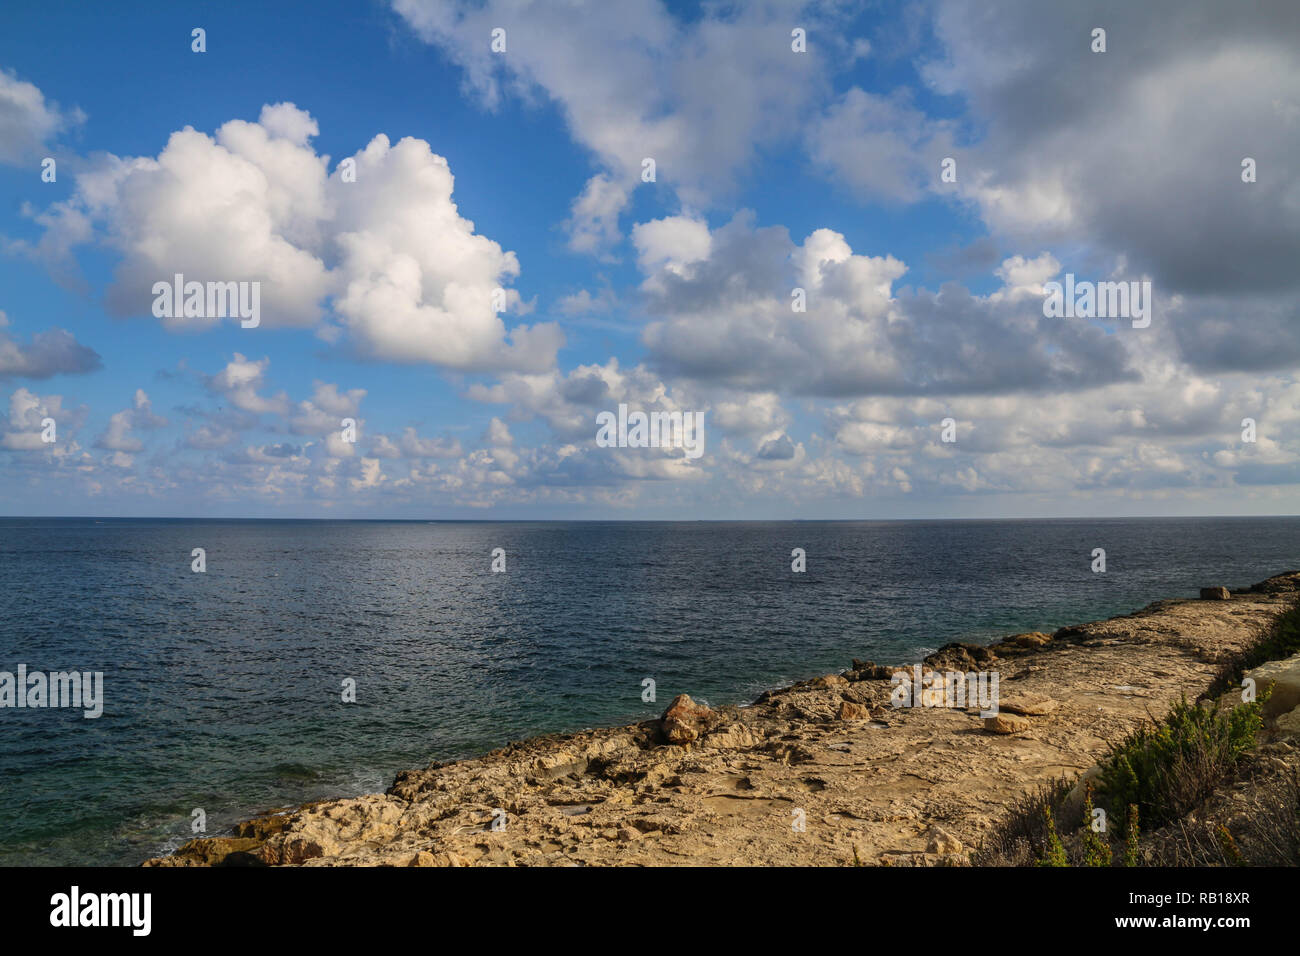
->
1200, 586, 1231, 600
838, 701, 870, 721
700, 722, 759, 749
925, 642, 998, 671
1243, 573, 1300, 595
156, 836, 263, 867
849, 660, 899, 680
998, 694, 1058, 716
1275, 708, 1300, 736
1245, 652, 1300, 718
812, 674, 848, 689
262, 832, 334, 865
408, 850, 467, 867
232, 811, 298, 840
840, 683, 874, 705
983, 712, 1033, 735
660, 694, 718, 744
1060, 765, 1106, 825
925, 825, 963, 855
991, 632, 1052, 653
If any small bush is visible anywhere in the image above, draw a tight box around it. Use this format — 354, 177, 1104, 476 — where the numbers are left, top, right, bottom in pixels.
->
1098, 695, 1263, 832
1080, 786, 1112, 866
1216, 826, 1245, 866
971, 776, 1073, 866
1152, 768, 1300, 866
1124, 805, 1140, 866
1037, 808, 1069, 867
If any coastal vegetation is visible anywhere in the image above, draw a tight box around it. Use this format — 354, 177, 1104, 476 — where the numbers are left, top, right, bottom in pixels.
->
977, 603, 1300, 867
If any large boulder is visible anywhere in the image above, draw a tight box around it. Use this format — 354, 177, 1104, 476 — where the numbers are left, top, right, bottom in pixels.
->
1200, 586, 1231, 600
1245, 652, 1300, 719
990, 632, 1052, 654
924, 642, 998, 671
925, 825, 964, 855
983, 712, 1033, 735
659, 694, 720, 744
1059, 766, 1106, 826
838, 701, 870, 721
849, 660, 901, 680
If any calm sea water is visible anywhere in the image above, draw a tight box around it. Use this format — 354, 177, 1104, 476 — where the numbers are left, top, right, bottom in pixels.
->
0, 516, 1295, 866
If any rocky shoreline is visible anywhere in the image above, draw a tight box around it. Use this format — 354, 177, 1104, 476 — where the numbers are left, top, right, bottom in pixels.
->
146, 572, 1300, 867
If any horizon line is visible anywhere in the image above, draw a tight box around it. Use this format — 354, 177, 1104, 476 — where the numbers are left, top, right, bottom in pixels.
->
1, 513, 1297, 523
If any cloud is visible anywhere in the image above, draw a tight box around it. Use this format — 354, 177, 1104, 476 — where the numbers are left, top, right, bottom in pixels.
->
711, 392, 788, 435
0, 68, 82, 165
637, 213, 1137, 397
809, 87, 956, 203
184, 423, 238, 450
632, 215, 713, 277
0, 387, 83, 450
369, 427, 463, 460
463, 356, 717, 486
27, 104, 562, 373
95, 390, 166, 453
329, 132, 561, 369
557, 285, 617, 316
92, 112, 332, 327
5, 5, 1299, 517
817, 358, 1300, 499
0, 311, 101, 379
920, 0, 1300, 335
394, 0, 833, 249
289, 382, 366, 436
756, 433, 796, 460
467, 357, 684, 442
565, 174, 630, 256
205, 354, 289, 416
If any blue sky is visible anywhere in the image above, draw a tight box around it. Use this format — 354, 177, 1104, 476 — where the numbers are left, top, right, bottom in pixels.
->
1, 0, 1297, 518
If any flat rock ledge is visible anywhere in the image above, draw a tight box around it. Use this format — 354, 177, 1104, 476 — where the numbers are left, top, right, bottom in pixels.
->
145, 572, 1300, 867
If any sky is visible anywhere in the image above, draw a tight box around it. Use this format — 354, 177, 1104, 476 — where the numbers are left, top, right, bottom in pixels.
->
0, 0, 1297, 519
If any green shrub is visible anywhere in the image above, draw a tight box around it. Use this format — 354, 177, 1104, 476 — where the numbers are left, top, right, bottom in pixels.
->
1124, 805, 1140, 866
1216, 826, 1245, 866
1099, 694, 1264, 833
1080, 786, 1112, 866
971, 775, 1073, 866
1036, 808, 1069, 867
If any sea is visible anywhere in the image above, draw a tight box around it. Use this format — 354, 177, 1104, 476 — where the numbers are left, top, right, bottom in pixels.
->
0, 516, 1295, 865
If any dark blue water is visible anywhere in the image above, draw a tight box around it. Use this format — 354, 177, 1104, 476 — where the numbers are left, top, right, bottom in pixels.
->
0, 517, 1295, 865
